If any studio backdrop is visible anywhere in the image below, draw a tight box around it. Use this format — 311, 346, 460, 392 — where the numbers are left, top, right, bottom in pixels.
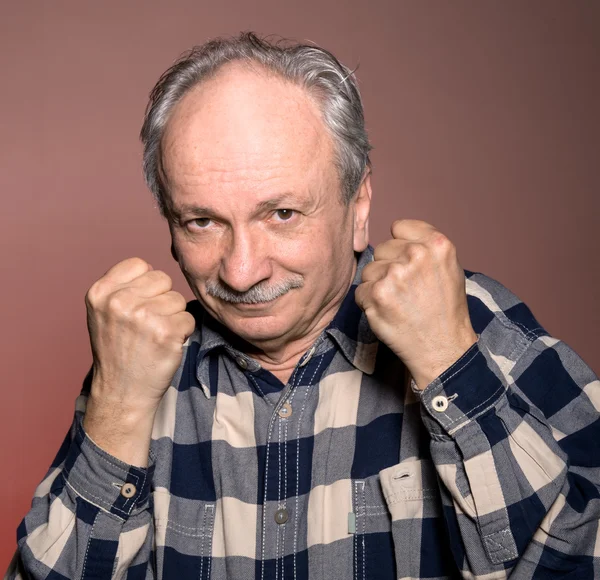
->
1, 0, 598, 569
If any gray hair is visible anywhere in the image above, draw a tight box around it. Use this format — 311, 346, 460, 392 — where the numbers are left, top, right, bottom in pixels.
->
140, 32, 372, 215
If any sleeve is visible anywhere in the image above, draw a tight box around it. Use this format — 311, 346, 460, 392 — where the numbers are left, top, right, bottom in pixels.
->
4, 371, 156, 580
380, 271, 600, 579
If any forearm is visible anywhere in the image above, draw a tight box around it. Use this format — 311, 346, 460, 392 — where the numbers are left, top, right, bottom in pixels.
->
415, 333, 600, 577
83, 387, 157, 468
7, 397, 155, 579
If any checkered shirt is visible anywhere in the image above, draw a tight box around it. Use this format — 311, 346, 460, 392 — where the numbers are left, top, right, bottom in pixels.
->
6, 247, 600, 579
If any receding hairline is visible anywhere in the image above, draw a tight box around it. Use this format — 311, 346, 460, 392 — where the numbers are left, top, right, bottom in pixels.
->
157, 59, 340, 210
160, 58, 335, 153
140, 32, 373, 213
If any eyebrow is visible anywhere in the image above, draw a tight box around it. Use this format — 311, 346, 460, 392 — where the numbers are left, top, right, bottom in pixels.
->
170, 204, 215, 220
255, 194, 300, 213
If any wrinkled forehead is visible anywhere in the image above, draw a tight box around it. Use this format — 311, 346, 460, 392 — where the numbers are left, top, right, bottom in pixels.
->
160, 63, 336, 190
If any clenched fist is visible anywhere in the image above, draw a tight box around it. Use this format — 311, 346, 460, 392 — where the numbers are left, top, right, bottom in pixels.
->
83, 258, 195, 466
355, 219, 478, 391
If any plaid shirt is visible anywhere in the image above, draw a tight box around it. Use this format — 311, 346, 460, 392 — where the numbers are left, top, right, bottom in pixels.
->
7, 247, 600, 579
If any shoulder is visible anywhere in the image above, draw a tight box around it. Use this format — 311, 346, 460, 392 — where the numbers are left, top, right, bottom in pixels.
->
463, 268, 549, 342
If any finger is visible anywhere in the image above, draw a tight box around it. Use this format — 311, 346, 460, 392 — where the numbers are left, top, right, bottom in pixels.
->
373, 238, 411, 261
104, 257, 152, 285
391, 219, 437, 241
147, 291, 187, 316
171, 311, 197, 342
128, 270, 173, 298
361, 259, 396, 283
354, 280, 374, 312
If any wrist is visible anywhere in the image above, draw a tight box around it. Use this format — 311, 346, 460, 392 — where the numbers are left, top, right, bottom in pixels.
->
411, 330, 479, 391
83, 395, 157, 468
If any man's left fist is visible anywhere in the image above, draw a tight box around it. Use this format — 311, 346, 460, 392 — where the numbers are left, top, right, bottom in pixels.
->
355, 219, 478, 391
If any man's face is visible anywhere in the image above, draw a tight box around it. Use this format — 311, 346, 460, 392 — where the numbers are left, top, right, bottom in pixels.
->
161, 64, 370, 350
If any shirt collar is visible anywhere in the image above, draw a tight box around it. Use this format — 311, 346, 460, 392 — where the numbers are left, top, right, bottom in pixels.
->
190, 245, 379, 391
324, 246, 379, 374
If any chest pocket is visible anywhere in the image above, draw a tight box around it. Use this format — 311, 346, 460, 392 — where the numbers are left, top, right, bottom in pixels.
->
351, 473, 396, 580
153, 490, 216, 580
378, 458, 452, 579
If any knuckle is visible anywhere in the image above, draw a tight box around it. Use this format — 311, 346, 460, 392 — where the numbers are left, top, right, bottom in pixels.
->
371, 281, 388, 305
131, 303, 151, 323
432, 231, 449, 246
431, 232, 454, 255
388, 261, 405, 279
407, 243, 427, 262
106, 288, 134, 316
152, 320, 170, 343
85, 283, 101, 307
86, 277, 111, 305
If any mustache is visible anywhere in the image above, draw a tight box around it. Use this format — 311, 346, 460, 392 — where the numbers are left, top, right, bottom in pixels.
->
205, 275, 304, 304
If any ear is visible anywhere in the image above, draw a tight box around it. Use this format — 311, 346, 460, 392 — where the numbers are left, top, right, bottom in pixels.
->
352, 169, 372, 252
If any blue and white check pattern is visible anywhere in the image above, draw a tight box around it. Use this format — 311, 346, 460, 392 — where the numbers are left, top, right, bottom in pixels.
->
6, 247, 600, 579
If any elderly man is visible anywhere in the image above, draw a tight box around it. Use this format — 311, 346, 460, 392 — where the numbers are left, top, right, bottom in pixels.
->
8, 32, 600, 580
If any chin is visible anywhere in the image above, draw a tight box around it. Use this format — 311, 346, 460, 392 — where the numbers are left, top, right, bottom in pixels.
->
223, 313, 292, 345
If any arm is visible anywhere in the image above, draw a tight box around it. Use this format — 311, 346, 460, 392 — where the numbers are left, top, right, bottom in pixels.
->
5, 377, 155, 579
6, 257, 194, 579
381, 271, 600, 578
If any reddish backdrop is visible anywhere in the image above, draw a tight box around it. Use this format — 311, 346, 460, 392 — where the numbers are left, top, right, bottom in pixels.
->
1, 0, 599, 569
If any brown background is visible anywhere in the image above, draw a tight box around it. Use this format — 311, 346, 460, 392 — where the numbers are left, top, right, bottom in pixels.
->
1, 0, 598, 569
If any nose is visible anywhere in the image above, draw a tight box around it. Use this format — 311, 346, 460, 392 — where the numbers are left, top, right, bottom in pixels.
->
219, 227, 272, 292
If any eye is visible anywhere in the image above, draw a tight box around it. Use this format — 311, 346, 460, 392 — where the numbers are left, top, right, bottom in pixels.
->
274, 209, 295, 221
188, 217, 212, 229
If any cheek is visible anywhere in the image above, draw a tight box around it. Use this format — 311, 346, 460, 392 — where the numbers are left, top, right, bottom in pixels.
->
176, 243, 219, 282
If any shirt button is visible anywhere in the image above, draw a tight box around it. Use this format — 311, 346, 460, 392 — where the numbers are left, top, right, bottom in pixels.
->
278, 402, 292, 419
236, 357, 248, 370
274, 507, 289, 525
299, 346, 316, 367
120, 483, 136, 498
432, 395, 449, 412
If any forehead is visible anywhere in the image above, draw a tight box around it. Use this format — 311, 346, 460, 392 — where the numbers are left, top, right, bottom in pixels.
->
160, 63, 335, 200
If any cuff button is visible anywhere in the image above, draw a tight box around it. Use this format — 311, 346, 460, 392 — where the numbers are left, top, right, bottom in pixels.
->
432, 395, 449, 412
121, 483, 137, 498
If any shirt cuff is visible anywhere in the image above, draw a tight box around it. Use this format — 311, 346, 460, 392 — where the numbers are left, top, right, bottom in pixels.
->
62, 415, 154, 520
412, 336, 507, 437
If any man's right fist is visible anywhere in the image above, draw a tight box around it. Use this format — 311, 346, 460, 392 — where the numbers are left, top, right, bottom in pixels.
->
82, 258, 195, 465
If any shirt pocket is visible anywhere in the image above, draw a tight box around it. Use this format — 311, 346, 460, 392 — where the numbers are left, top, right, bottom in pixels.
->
350, 473, 395, 580
153, 490, 216, 580
378, 458, 448, 579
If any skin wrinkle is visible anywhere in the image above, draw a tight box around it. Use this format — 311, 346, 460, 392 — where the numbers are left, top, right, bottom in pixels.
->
160, 63, 371, 380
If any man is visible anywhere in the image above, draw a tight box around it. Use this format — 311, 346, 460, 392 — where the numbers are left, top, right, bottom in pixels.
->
7, 32, 600, 579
